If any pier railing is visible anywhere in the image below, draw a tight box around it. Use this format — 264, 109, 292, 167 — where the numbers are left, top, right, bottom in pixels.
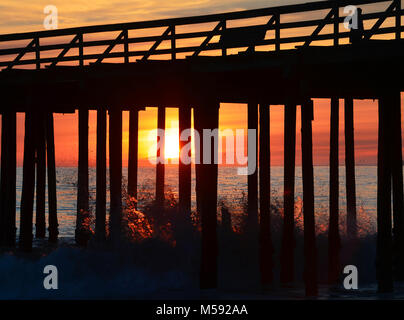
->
0, 0, 402, 69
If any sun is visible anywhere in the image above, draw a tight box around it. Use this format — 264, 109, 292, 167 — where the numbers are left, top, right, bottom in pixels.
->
145, 120, 181, 163
164, 128, 179, 160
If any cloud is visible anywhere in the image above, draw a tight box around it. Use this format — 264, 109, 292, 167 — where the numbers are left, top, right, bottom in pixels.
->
0, 0, 317, 34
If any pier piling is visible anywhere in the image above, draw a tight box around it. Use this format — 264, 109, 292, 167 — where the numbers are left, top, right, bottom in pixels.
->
179, 107, 192, 220
280, 103, 296, 284
391, 91, 404, 279
156, 107, 166, 207
345, 98, 357, 239
76, 109, 89, 246
128, 109, 139, 207
247, 103, 258, 231
377, 94, 394, 292
35, 112, 46, 239
328, 97, 341, 284
259, 103, 273, 286
0, 111, 16, 247
96, 107, 107, 241
109, 108, 123, 243
46, 112, 58, 243
195, 101, 219, 290
301, 100, 318, 296
19, 111, 36, 252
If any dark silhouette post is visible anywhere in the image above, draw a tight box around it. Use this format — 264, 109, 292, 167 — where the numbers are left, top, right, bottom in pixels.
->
156, 107, 166, 206
301, 100, 318, 296
328, 97, 341, 284
377, 95, 393, 293
345, 98, 357, 239
247, 103, 258, 231
195, 101, 219, 289
195, 108, 202, 219
19, 111, 36, 252
46, 112, 58, 243
390, 91, 404, 279
128, 109, 139, 206
0, 111, 17, 247
35, 112, 46, 238
281, 103, 296, 284
96, 107, 107, 240
259, 104, 273, 286
76, 108, 89, 246
109, 107, 123, 243
179, 107, 192, 219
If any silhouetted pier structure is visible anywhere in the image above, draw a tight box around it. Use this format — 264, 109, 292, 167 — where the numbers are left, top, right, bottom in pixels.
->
0, 0, 403, 295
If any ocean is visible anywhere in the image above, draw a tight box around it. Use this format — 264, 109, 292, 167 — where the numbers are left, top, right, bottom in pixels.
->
1, 165, 396, 299
14, 165, 379, 239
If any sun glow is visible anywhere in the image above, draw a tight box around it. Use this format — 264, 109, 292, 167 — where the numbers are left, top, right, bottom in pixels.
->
164, 126, 180, 160
146, 120, 180, 163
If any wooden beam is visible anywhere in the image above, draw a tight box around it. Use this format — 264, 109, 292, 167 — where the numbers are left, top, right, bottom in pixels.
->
193, 21, 224, 57
95, 31, 125, 64
259, 103, 273, 286
280, 103, 296, 284
156, 107, 166, 206
46, 112, 58, 243
124, 30, 129, 64
179, 107, 192, 219
303, 9, 334, 47
76, 109, 89, 246
49, 34, 80, 67
364, 1, 396, 40
6, 39, 35, 70
171, 25, 176, 60
377, 94, 394, 293
345, 98, 357, 239
142, 27, 171, 61
391, 91, 404, 279
109, 108, 123, 243
195, 102, 219, 290
35, 37, 40, 70
328, 97, 341, 284
195, 108, 202, 221
274, 14, 280, 51
395, 0, 401, 40
333, 5, 339, 46
96, 108, 107, 241
19, 111, 36, 252
301, 100, 318, 296
128, 109, 139, 207
78, 33, 84, 66
0, 111, 16, 247
35, 112, 46, 239
247, 103, 258, 231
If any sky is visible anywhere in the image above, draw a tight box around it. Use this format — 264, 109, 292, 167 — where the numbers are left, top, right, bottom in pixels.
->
0, 0, 310, 34
0, 0, 399, 166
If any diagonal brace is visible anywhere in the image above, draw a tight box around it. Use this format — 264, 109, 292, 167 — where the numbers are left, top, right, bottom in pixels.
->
96, 30, 126, 64
6, 39, 36, 70
303, 8, 335, 47
142, 27, 172, 61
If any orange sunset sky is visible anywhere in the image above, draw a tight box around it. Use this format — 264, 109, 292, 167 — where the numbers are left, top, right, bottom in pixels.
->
0, 0, 402, 167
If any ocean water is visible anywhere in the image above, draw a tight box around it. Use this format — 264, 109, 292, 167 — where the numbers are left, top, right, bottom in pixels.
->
3, 165, 398, 299
14, 165, 379, 239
